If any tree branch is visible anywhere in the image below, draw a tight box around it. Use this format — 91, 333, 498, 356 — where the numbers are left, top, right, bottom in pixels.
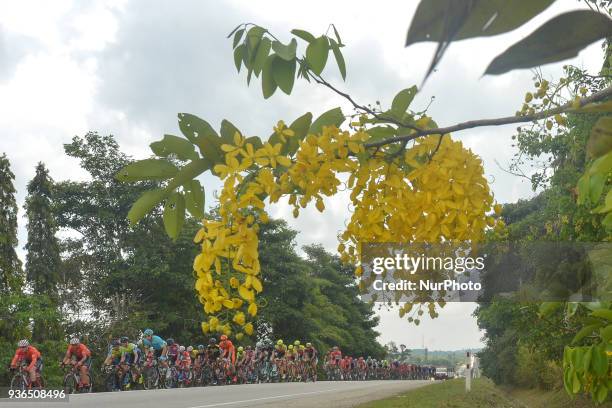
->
364, 84, 612, 149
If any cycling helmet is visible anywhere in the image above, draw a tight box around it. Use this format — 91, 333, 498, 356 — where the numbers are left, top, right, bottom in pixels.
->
306, 342, 312, 347
198, 344, 205, 350
288, 345, 294, 350
256, 341, 263, 348
111, 339, 121, 347
120, 336, 129, 343
208, 338, 217, 344
69, 337, 80, 345
143, 329, 154, 336
178, 346, 185, 352
246, 345, 252, 350
293, 340, 300, 346
333, 346, 338, 350
159, 355, 168, 361
17, 339, 29, 347
187, 346, 193, 352
220, 335, 228, 341
237, 346, 244, 352
277, 339, 283, 345
167, 338, 175, 345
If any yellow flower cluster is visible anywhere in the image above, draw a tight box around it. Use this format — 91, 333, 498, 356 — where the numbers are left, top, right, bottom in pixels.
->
194, 119, 498, 335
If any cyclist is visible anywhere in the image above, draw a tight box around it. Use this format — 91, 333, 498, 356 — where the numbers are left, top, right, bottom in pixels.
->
62, 337, 91, 388
329, 346, 342, 367
206, 338, 220, 363
304, 342, 318, 379
273, 340, 287, 379
139, 329, 167, 358
165, 338, 180, 366
119, 337, 142, 386
10, 340, 42, 388
177, 346, 192, 384
219, 335, 236, 381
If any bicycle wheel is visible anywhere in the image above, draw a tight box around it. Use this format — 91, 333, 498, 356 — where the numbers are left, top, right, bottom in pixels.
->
10, 374, 26, 391
143, 366, 159, 390
63, 374, 77, 394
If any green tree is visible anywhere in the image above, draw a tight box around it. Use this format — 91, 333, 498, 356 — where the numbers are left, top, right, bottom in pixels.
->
0, 153, 22, 294
256, 219, 385, 357
53, 132, 204, 342
24, 163, 62, 341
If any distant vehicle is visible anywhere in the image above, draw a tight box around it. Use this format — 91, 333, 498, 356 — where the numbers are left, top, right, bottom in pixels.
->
434, 367, 449, 380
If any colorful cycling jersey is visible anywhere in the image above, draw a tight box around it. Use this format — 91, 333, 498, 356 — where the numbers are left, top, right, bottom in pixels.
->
304, 346, 317, 358
236, 350, 244, 361
140, 335, 166, 351
108, 346, 122, 359
166, 344, 179, 360
11, 346, 41, 367
119, 343, 137, 355
206, 344, 220, 360
274, 345, 286, 358
66, 344, 91, 360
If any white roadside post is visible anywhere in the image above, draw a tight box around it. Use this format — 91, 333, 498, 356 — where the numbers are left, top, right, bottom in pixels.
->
465, 351, 472, 392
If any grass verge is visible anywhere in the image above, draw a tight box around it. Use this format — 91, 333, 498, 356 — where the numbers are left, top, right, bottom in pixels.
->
357, 378, 518, 408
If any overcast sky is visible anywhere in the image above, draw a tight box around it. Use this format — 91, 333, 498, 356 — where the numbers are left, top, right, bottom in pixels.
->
0, 0, 605, 350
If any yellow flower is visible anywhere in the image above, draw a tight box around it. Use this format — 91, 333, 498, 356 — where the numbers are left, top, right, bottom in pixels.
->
255, 143, 292, 168
232, 311, 246, 326
244, 322, 254, 335
274, 120, 295, 143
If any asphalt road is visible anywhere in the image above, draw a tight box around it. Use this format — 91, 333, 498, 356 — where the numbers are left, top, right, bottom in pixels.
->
1, 380, 431, 408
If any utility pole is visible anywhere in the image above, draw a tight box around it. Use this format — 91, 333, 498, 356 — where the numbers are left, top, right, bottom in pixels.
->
465, 351, 473, 392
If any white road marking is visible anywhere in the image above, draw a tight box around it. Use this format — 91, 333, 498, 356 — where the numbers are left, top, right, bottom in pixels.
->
185, 386, 347, 408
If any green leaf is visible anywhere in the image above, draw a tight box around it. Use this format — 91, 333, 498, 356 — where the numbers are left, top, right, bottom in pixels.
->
306, 36, 329, 75
332, 24, 343, 46
577, 173, 590, 206
593, 190, 612, 214
538, 301, 561, 317
589, 150, 612, 176
184, 179, 205, 219
603, 212, 612, 231
591, 308, 612, 321
367, 126, 397, 142
571, 371, 580, 394
583, 346, 592, 373
261, 54, 278, 99
572, 323, 601, 345
392, 86, 418, 114
245, 136, 263, 150
272, 57, 296, 94
329, 38, 346, 80
252, 37, 272, 76
283, 112, 313, 155
596, 385, 608, 404
150, 135, 198, 161
587, 116, 612, 159
178, 113, 223, 163
227, 24, 242, 39
246, 26, 265, 55
271, 39, 297, 61
591, 345, 608, 376
589, 172, 606, 204
310, 107, 345, 134
163, 192, 185, 240
291, 29, 316, 43
116, 159, 178, 182
485, 11, 612, 75
600, 324, 612, 343
234, 44, 245, 72
165, 158, 212, 192
406, 0, 555, 45
232, 28, 245, 48
220, 120, 242, 144
127, 188, 167, 225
